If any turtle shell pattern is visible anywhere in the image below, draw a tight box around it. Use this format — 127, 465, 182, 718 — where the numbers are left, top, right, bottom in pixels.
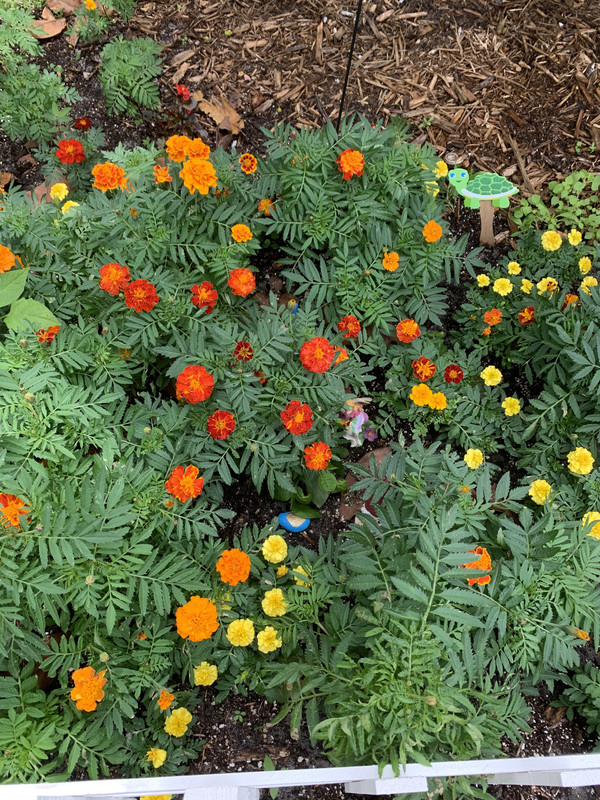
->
462, 172, 519, 200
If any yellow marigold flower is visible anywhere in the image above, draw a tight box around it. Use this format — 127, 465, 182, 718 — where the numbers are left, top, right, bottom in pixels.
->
262, 588, 287, 617
521, 278, 533, 294
537, 276, 559, 294
61, 201, 80, 215
276, 564, 288, 578
568, 229, 582, 246
226, 618, 255, 646
476, 274, 490, 287
50, 183, 68, 202
493, 278, 513, 296
425, 181, 439, 196
292, 565, 310, 586
428, 391, 447, 411
480, 366, 502, 386
567, 447, 595, 476
433, 160, 448, 178
528, 479, 551, 505
141, 796, 172, 800
164, 707, 192, 737
502, 397, 521, 416
410, 383, 434, 407
193, 661, 218, 686
464, 449, 483, 469
507, 261, 521, 275
583, 512, 600, 540
262, 534, 287, 563
146, 748, 167, 769
257, 626, 282, 654
85, 0, 96, 9
580, 276, 598, 295
579, 257, 592, 274
541, 230, 562, 251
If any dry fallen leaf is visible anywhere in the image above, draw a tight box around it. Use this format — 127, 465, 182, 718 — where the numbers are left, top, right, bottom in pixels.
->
171, 61, 190, 84
46, 0, 81, 14
31, 12, 67, 39
66, 31, 79, 46
198, 92, 244, 134
171, 49, 195, 67
0, 172, 16, 188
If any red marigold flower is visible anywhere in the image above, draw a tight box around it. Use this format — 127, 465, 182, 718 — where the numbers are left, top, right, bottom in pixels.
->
191, 281, 218, 314
56, 138, 85, 164
461, 546, 492, 586
304, 441, 332, 470
412, 355, 436, 381
158, 690, 175, 711
336, 149, 364, 180
176, 595, 219, 642
36, 325, 60, 344
338, 314, 361, 339
153, 165, 172, 184
176, 365, 215, 404
444, 364, 464, 384
258, 198, 274, 216
207, 410, 236, 440
483, 308, 502, 327
518, 306, 535, 325
299, 337, 335, 373
233, 341, 253, 361
396, 318, 421, 343
227, 268, 255, 297
165, 464, 204, 502
216, 548, 251, 586
124, 279, 159, 312
254, 370, 268, 385
422, 220, 443, 242
99, 262, 131, 295
92, 162, 130, 192
74, 116, 91, 131
70, 667, 107, 712
239, 153, 258, 174
281, 400, 314, 435
175, 83, 191, 101
0, 493, 29, 529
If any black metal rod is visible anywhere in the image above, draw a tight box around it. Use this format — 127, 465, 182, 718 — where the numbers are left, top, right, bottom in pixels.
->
336, 0, 364, 132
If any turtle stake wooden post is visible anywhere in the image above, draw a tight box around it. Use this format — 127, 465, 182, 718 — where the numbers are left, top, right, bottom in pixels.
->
447, 168, 519, 246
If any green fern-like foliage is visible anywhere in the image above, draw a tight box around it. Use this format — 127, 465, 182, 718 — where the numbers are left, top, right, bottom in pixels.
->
99, 36, 162, 118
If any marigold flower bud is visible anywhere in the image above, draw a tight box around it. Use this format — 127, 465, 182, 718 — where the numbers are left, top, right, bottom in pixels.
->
99, 652, 109, 663
19, 338, 28, 348
24, 393, 35, 403
144, 427, 152, 434
425, 696, 437, 706
85, 575, 95, 585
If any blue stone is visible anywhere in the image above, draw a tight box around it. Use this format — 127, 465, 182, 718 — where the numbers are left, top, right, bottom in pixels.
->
278, 512, 310, 532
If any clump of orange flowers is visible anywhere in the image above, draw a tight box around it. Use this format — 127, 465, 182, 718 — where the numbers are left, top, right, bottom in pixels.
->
409, 383, 447, 411
70, 666, 107, 712
228, 268, 255, 297
92, 162, 130, 192
99, 262, 131, 295
422, 220, 443, 243
0, 493, 29, 529
336, 149, 364, 180
165, 465, 204, 502
299, 337, 335, 373
216, 548, 251, 586
396, 319, 421, 343
176, 596, 219, 642
176, 365, 215, 403
304, 441, 332, 470
461, 546, 492, 585
165, 135, 210, 162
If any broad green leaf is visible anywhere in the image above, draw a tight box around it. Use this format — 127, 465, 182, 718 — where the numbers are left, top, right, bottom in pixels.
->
4, 298, 60, 331
0, 267, 29, 307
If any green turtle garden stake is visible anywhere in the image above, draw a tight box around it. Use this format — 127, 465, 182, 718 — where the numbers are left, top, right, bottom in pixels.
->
447, 168, 519, 246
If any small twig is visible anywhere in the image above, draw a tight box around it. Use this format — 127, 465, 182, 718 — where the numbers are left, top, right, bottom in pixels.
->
336, 0, 364, 132
505, 131, 535, 194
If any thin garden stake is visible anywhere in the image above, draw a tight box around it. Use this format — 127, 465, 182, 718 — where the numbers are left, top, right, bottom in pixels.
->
336, 0, 364, 132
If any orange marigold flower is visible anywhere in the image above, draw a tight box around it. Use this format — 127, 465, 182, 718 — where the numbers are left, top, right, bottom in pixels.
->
36, 325, 60, 344
165, 134, 191, 162
233, 341, 253, 361
179, 158, 217, 195
444, 364, 463, 384
518, 306, 535, 325
481, 326, 492, 336
176, 365, 215, 403
304, 441, 332, 470
567, 627, 590, 642
92, 162, 129, 192
239, 153, 257, 174
153, 165, 172, 184
191, 281, 218, 314
461, 546, 492, 585
56, 138, 85, 164
207, 410, 236, 440
258, 198, 274, 216
0, 244, 16, 273
186, 138, 210, 159
165, 465, 204, 502
382, 251, 399, 272
483, 308, 502, 327
396, 318, 420, 343
0, 493, 29, 530
228, 268, 255, 297
412, 356, 436, 382
176, 596, 219, 642
299, 337, 335, 373
336, 148, 364, 180
422, 220, 443, 243
338, 314, 361, 339
409, 383, 433, 407
333, 346, 348, 364
281, 400, 313, 435
231, 224, 253, 243
99, 262, 131, 295
157, 690, 174, 711
216, 548, 251, 586
562, 293, 579, 310
70, 666, 107, 712
124, 279, 159, 312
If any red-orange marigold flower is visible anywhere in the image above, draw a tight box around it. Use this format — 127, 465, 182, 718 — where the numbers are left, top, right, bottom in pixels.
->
444, 364, 463, 384
338, 314, 361, 339
74, 116, 91, 131
176, 365, 215, 404
176, 595, 219, 642
281, 400, 313, 435
483, 308, 502, 327
228, 268, 255, 297
165, 134, 191, 162
562, 294, 578, 310
36, 325, 60, 344
518, 306, 535, 325
233, 341, 253, 361
239, 153, 257, 174
336, 149, 364, 180
258, 198, 274, 216
412, 356, 436, 381
0, 493, 29, 529
231, 224, 253, 243
304, 441, 332, 470
396, 319, 421, 343
191, 282, 218, 314
461, 546, 492, 585
179, 158, 217, 195
165, 465, 205, 502
158, 690, 174, 711
299, 337, 335, 373
56, 138, 85, 164
207, 410, 236, 440
92, 162, 129, 192
124, 279, 159, 312
153, 165, 172, 184
216, 548, 251, 586
70, 667, 107, 712
481, 326, 492, 336
254, 370, 268, 385
99, 262, 131, 295
333, 346, 348, 364
422, 220, 443, 243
